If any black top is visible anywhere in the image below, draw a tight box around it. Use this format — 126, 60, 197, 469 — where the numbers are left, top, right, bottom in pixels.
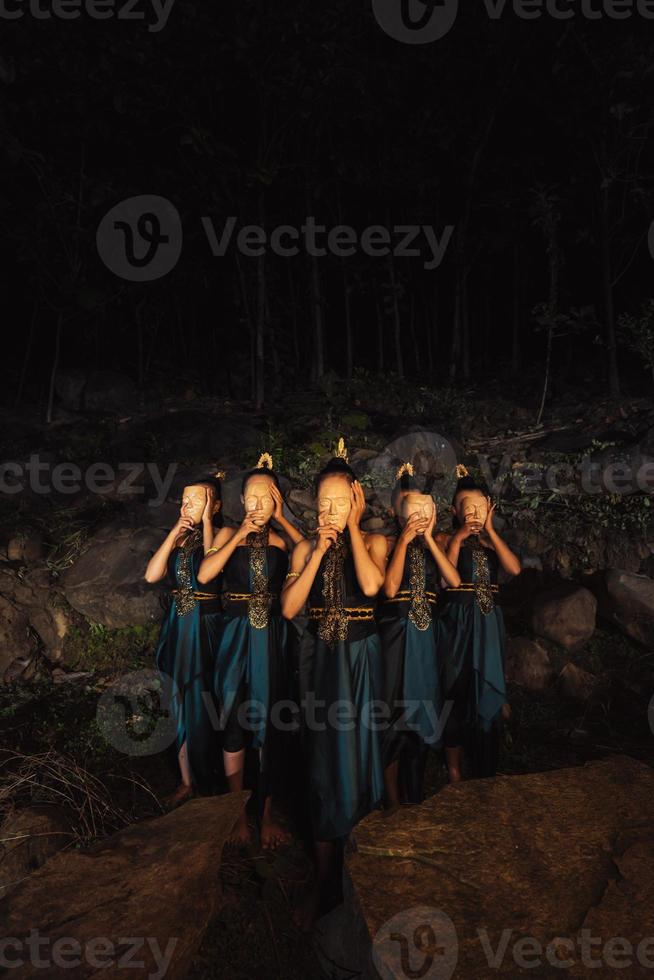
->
308, 530, 375, 610
222, 542, 289, 595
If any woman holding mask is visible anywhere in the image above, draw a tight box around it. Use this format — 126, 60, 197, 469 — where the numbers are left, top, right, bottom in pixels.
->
440, 465, 521, 782
146, 474, 224, 809
281, 440, 388, 931
378, 463, 461, 807
198, 453, 303, 849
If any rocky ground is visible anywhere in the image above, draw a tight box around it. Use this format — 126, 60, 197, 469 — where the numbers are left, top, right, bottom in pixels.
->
0, 371, 653, 978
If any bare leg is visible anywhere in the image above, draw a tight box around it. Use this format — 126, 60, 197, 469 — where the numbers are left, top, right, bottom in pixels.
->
445, 745, 463, 783
260, 795, 290, 850
294, 839, 338, 933
224, 748, 251, 846
163, 741, 194, 809
384, 760, 400, 810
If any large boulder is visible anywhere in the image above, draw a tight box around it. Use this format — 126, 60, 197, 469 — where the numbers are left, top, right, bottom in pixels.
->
0, 565, 76, 676
530, 586, 597, 651
590, 569, 654, 648
55, 369, 138, 414
0, 792, 249, 980
62, 524, 166, 628
0, 806, 73, 899
324, 755, 654, 979
558, 662, 596, 701
0, 594, 36, 680
505, 637, 553, 692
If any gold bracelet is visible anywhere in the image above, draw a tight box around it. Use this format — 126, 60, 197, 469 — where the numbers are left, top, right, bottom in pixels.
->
285, 571, 300, 580
205, 547, 220, 556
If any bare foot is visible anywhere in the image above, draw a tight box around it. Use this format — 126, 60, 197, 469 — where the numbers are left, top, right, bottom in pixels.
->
293, 881, 321, 934
260, 817, 290, 850
163, 782, 194, 811
226, 813, 252, 850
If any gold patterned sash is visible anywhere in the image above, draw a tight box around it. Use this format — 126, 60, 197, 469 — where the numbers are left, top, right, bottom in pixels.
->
174, 528, 203, 617
317, 531, 349, 647
246, 526, 270, 629
407, 540, 432, 631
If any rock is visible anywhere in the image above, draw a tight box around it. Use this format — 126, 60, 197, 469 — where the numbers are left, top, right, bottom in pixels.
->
113, 411, 261, 463
530, 586, 597, 651
0, 565, 76, 668
505, 637, 553, 692
0, 792, 249, 980
589, 569, 654, 648
558, 662, 596, 701
0, 595, 36, 680
287, 488, 314, 513
55, 369, 138, 414
328, 756, 654, 979
62, 525, 166, 628
0, 806, 73, 899
6, 535, 44, 562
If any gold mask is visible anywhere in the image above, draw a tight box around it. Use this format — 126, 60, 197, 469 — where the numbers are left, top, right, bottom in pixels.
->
317, 475, 352, 532
456, 491, 488, 533
243, 477, 275, 526
399, 493, 435, 530
180, 484, 220, 525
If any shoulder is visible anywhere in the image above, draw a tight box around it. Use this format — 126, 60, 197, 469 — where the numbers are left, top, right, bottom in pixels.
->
363, 532, 390, 559
290, 536, 315, 567
212, 526, 237, 546
268, 530, 288, 551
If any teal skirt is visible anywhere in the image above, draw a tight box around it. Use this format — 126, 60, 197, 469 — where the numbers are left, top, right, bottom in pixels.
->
438, 594, 506, 776
213, 611, 289, 796
298, 627, 385, 840
155, 600, 223, 794
377, 603, 444, 802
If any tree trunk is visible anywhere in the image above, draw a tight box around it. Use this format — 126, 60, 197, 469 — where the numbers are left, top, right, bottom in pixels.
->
599, 147, 620, 397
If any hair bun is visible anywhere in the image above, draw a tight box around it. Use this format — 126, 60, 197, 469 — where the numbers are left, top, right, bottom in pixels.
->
255, 452, 274, 470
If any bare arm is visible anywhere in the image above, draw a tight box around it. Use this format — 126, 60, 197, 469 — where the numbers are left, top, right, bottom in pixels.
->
423, 525, 461, 589
347, 481, 385, 597
270, 483, 306, 546
483, 502, 521, 576
281, 530, 336, 619
144, 516, 192, 583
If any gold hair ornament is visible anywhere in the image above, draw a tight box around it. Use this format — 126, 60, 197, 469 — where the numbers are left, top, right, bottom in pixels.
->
255, 452, 274, 470
455, 463, 469, 479
395, 461, 414, 481
335, 438, 349, 463
214, 470, 226, 480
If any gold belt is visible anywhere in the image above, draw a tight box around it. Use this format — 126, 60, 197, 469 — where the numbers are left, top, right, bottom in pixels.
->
223, 592, 278, 602
383, 589, 437, 604
447, 583, 499, 593
171, 589, 219, 601
308, 606, 374, 621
